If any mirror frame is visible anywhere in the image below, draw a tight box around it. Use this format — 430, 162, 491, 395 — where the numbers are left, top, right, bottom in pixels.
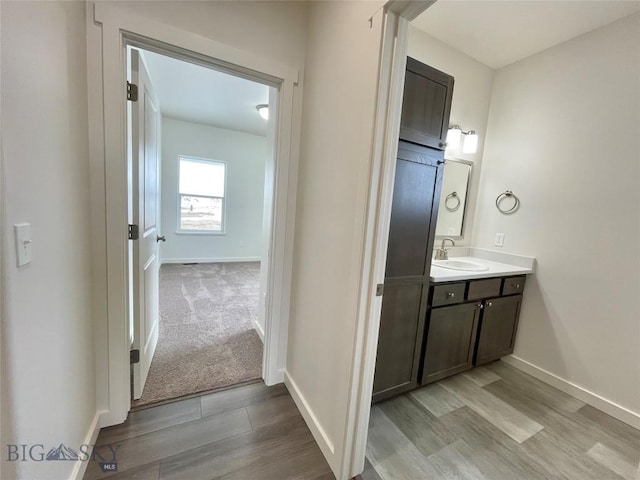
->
435, 157, 473, 240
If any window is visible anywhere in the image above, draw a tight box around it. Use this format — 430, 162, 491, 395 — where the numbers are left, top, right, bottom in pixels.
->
178, 157, 226, 232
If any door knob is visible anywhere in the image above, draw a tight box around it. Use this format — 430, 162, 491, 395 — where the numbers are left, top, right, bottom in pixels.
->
156, 235, 166, 243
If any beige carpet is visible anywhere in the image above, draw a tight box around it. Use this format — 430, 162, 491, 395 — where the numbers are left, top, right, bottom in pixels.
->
134, 262, 263, 407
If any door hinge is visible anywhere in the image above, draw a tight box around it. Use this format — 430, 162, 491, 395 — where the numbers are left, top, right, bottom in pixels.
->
376, 284, 384, 297
130, 349, 140, 364
128, 224, 139, 240
127, 81, 138, 102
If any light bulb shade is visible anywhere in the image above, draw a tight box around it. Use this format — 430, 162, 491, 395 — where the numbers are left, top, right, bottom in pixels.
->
256, 104, 269, 120
446, 126, 462, 150
462, 131, 478, 154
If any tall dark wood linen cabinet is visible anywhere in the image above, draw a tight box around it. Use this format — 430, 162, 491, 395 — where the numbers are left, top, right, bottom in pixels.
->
372, 58, 454, 402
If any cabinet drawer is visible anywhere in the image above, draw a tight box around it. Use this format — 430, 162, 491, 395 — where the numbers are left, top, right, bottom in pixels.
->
502, 276, 526, 296
431, 283, 466, 307
467, 278, 501, 301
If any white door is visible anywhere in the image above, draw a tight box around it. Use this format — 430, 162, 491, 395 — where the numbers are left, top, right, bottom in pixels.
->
130, 49, 161, 399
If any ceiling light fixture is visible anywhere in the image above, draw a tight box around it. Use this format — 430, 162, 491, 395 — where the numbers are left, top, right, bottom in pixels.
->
256, 104, 269, 120
447, 125, 478, 154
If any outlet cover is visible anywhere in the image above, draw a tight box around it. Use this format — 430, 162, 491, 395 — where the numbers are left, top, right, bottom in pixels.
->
494, 233, 505, 247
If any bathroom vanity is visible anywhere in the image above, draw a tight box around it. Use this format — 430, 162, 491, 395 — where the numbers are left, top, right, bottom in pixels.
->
371, 54, 535, 403
373, 250, 534, 403
423, 253, 533, 386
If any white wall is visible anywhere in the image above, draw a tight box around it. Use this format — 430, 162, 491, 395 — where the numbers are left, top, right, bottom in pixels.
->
285, 2, 385, 477
160, 117, 266, 263
0, 1, 7, 476
472, 13, 640, 421
1, 2, 96, 478
117, 1, 307, 69
408, 26, 494, 244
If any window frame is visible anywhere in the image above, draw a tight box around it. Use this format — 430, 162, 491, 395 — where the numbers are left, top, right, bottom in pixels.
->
176, 156, 227, 235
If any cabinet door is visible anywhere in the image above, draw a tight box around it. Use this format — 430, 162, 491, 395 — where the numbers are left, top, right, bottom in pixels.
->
372, 143, 443, 403
475, 295, 523, 366
421, 302, 480, 385
373, 283, 426, 399
385, 145, 442, 278
399, 57, 454, 150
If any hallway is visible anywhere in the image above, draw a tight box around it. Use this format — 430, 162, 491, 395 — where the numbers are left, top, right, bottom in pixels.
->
85, 382, 334, 479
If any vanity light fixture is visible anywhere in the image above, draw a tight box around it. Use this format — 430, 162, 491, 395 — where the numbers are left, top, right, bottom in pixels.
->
446, 125, 463, 149
463, 130, 478, 154
256, 104, 269, 120
447, 125, 478, 154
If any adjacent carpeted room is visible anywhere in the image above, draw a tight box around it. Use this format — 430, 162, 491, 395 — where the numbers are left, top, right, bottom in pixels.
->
134, 262, 263, 407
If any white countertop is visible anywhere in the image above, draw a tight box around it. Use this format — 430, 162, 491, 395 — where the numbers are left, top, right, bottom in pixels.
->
430, 249, 535, 283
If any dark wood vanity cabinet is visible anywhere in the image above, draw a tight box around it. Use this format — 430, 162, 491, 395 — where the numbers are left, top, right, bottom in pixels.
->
372, 56, 526, 399
372, 143, 443, 402
399, 57, 454, 150
372, 58, 454, 403
420, 275, 526, 386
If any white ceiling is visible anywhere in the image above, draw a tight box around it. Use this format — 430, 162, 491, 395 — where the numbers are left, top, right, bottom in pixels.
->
412, 1, 640, 69
141, 50, 270, 136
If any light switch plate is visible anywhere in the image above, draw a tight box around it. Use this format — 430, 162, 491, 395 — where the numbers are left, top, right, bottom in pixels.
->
14, 223, 33, 267
494, 232, 505, 247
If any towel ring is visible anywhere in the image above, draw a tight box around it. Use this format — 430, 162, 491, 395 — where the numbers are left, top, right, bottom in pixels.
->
495, 190, 520, 214
444, 192, 461, 212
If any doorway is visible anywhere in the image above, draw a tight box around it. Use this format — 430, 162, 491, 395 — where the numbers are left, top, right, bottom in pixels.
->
127, 46, 273, 407
89, 0, 300, 431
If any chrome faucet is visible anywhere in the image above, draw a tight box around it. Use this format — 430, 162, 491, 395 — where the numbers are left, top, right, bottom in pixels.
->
434, 238, 455, 260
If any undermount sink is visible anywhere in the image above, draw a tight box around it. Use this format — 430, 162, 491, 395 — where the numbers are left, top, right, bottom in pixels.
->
433, 259, 489, 272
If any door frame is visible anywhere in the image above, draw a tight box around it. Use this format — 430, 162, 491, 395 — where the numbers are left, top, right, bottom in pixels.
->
87, 2, 300, 427
341, 2, 435, 478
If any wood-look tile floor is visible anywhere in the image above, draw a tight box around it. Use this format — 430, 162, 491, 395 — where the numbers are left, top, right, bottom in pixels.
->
363, 361, 640, 480
84, 382, 334, 480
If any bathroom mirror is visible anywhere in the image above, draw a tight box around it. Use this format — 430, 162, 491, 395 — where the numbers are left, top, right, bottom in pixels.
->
435, 159, 472, 238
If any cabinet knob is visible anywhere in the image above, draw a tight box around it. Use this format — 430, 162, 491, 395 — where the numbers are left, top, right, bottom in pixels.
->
447, 292, 455, 298
513, 283, 520, 288
487, 302, 493, 307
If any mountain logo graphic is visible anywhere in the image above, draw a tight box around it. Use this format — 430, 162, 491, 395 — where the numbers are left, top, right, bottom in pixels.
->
45, 444, 79, 461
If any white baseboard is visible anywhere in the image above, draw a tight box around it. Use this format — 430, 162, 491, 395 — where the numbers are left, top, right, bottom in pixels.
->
70, 411, 102, 480
503, 356, 640, 429
254, 321, 265, 343
284, 371, 337, 473
161, 257, 260, 264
